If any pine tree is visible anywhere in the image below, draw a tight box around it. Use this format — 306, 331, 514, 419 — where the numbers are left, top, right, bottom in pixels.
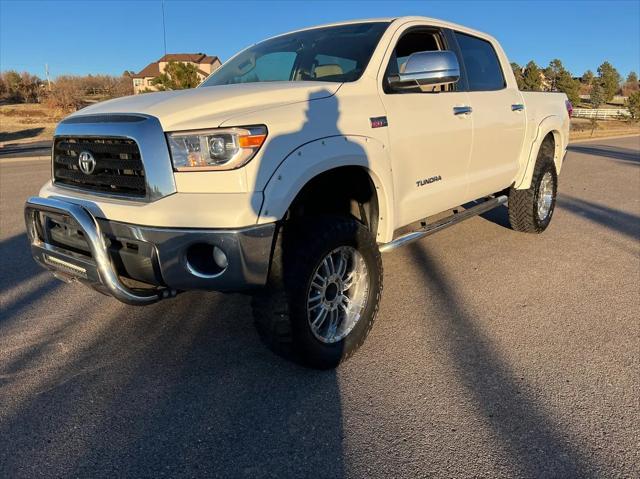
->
590, 80, 604, 108
589, 80, 605, 136
510, 62, 524, 90
522, 61, 542, 91
151, 61, 201, 91
557, 70, 581, 106
541, 59, 580, 105
582, 70, 594, 84
596, 61, 622, 102
544, 59, 564, 90
626, 91, 640, 120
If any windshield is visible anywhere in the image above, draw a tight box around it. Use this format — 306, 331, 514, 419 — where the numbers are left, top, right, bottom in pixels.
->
201, 22, 389, 87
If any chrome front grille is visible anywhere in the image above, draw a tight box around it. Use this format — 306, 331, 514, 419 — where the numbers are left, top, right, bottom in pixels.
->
53, 137, 146, 197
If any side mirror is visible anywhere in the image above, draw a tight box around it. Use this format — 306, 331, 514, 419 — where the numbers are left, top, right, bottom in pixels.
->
388, 50, 460, 91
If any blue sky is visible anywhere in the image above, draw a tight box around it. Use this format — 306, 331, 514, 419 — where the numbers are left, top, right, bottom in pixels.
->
1, 0, 639, 79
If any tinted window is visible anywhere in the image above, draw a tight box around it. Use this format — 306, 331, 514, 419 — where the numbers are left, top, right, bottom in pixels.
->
201, 22, 389, 86
312, 54, 358, 81
454, 32, 505, 91
231, 52, 297, 83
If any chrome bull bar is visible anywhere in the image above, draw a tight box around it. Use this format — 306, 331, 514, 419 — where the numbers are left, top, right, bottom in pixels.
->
24, 196, 173, 305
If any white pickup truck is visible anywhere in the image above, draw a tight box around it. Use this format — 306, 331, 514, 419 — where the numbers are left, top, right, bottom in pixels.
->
25, 17, 570, 368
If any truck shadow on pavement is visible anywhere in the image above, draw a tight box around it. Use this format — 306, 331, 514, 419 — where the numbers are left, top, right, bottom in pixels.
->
0, 233, 63, 324
474, 191, 640, 239
408, 242, 601, 478
567, 144, 640, 164
0, 290, 346, 478
557, 194, 640, 240
478, 204, 511, 229
0, 127, 45, 143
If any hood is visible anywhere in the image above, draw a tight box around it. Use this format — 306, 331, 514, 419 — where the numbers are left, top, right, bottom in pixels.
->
72, 81, 341, 131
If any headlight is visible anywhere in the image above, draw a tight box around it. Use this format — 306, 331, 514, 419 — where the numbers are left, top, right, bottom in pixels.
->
167, 125, 267, 171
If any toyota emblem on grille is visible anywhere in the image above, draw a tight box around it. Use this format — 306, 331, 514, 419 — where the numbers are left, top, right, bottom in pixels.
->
78, 151, 96, 175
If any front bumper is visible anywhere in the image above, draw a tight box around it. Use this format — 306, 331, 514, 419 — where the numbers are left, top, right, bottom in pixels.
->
25, 196, 276, 305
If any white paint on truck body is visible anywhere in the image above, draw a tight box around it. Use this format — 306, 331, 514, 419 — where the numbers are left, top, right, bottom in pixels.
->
41, 16, 569, 243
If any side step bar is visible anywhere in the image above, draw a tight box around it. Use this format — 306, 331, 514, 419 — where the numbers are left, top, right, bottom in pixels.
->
379, 195, 508, 253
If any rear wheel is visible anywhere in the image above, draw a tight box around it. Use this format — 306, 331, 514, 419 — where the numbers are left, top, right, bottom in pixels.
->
252, 216, 383, 369
508, 140, 558, 233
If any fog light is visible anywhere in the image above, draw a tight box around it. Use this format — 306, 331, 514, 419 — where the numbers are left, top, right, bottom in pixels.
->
213, 246, 228, 269
185, 243, 227, 278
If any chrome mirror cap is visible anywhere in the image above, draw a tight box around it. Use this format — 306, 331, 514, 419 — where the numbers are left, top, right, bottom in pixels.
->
388, 50, 460, 90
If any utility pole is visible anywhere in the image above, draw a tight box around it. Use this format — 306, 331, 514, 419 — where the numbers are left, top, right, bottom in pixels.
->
45, 63, 51, 91
161, 0, 167, 56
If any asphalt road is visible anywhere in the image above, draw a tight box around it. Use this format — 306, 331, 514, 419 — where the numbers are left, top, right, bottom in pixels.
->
1, 136, 638, 478
0, 140, 52, 158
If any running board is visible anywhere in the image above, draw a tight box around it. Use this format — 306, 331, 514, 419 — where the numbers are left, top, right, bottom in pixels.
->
379, 195, 508, 253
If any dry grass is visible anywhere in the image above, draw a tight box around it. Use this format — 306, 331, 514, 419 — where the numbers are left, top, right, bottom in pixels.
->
570, 117, 640, 140
0, 103, 61, 145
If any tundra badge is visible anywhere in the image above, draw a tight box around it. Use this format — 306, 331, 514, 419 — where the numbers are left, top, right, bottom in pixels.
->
416, 175, 442, 187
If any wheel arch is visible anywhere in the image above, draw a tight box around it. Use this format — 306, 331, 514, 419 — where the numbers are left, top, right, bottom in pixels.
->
257, 136, 395, 243
514, 115, 567, 190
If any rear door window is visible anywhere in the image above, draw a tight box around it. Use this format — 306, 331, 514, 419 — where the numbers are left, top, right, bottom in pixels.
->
454, 32, 505, 91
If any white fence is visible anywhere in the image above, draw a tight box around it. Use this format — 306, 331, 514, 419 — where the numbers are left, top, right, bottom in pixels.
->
572, 108, 630, 120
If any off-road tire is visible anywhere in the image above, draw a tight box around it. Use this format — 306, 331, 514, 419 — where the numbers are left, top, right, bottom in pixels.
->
508, 141, 558, 233
252, 216, 383, 369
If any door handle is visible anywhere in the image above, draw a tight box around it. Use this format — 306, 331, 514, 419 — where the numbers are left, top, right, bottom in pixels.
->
511, 104, 525, 111
453, 106, 472, 115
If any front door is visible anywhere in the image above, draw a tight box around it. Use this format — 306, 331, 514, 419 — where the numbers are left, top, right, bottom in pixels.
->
379, 26, 473, 228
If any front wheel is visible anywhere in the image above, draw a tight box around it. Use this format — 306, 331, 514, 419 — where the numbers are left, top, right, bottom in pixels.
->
252, 216, 383, 369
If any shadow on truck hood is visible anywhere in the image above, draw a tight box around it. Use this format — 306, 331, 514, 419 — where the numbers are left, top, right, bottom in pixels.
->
72, 81, 342, 131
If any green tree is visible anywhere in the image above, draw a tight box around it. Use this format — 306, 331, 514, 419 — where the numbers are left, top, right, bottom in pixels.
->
151, 61, 201, 91
511, 62, 524, 90
522, 61, 542, 91
596, 61, 622, 102
581, 70, 594, 84
541, 59, 580, 105
544, 59, 564, 90
623, 71, 639, 95
626, 91, 640, 120
556, 69, 581, 106
590, 79, 605, 108
589, 80, 605, 136
2, 71, 22, 101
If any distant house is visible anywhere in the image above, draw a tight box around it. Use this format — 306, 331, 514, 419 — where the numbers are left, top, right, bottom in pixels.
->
132, 53, 221, 94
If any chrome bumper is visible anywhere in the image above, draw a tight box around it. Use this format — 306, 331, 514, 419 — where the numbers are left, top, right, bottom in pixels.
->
24, 196, 276, 305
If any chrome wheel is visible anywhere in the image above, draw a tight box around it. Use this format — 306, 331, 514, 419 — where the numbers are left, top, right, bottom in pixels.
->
306, 246, 369, 344
537, 171, 554, 221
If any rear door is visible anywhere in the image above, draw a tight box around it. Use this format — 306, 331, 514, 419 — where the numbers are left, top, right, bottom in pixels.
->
453, 31, 526, 198
378, 25, 473, 227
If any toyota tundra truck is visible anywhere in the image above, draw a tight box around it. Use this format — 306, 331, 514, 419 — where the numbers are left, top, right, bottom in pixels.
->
25, 17, 570, 368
